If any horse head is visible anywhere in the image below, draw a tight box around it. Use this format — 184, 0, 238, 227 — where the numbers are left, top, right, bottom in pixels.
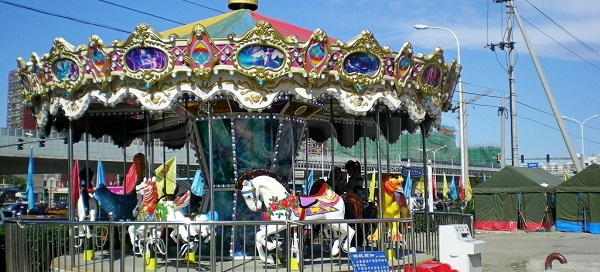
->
383, 173, 404, 195
238, 179, 262, 212
236, 169, 286, 212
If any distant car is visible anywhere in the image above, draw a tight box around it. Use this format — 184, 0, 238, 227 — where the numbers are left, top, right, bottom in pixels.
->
0, 203, 49, 223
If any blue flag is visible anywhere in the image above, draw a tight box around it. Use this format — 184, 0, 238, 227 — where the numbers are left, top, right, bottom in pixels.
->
190, 169, 205, 197
303, 170, 314, 196
96, 160, 106, 187
26, 147, 35, 210
403, 170, 412, 199
449, 175, 458, 200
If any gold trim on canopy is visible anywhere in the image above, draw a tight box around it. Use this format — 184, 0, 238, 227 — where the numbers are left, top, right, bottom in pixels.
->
17, 19, 460, 128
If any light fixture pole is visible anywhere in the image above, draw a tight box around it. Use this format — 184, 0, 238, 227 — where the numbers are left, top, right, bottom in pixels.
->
414, 24, 469, 192
562, 114, 598, 169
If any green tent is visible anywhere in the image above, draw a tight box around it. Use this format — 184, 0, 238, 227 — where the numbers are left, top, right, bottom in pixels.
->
473, 166, 562, 231
555, 164, 600, 234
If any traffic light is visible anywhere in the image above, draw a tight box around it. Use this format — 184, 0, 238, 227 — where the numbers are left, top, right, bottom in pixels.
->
520, 155, 524, 163
546, 154, 550, 163
39, 135, 46, 148
17, 138, 24, 150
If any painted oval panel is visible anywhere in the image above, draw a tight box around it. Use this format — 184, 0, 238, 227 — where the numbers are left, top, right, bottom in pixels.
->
52, 59, 79, 80
397, 55, 410, 77
191, 42, 210, 66
307, 44, 326, 67
90, 48, 106, 71
343, 52, 380, 76
238, 45, 284, 69
125, 48, 167, 71
422, 65, 441, 87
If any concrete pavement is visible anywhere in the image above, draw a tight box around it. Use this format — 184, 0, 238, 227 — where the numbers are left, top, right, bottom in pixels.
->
476, 230, 600, 271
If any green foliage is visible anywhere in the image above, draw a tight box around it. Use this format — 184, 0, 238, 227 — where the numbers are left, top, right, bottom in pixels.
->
1, 175, 26, 191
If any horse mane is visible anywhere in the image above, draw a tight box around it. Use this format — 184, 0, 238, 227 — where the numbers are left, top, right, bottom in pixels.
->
235, 169, 288, 192
141, 180, 158, 208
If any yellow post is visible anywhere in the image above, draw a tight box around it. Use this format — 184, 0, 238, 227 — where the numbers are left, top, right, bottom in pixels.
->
289, 257, 300, 270
145, 257, 157, 270
186, 252, 197, 263
386, 249, 396, 260
83, 249, 94, 261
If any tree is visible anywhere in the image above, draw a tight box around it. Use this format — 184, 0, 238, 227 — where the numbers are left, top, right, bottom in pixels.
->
0, 175, 26, 191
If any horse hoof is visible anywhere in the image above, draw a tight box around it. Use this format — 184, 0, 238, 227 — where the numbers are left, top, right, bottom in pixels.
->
331, 248, 340, 257
349, 247, 357, 253
266, 255, 275, 264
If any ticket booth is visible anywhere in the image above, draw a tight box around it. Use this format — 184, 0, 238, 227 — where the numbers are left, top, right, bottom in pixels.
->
439, 224, 486, 272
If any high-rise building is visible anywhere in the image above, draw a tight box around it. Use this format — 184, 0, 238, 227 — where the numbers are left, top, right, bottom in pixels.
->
7, 70, 35, 129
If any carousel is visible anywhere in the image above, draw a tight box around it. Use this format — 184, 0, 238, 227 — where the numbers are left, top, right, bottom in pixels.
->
12, 0, 460, 271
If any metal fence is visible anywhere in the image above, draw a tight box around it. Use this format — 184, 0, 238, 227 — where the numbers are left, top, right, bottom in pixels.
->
4, 212, 472, 272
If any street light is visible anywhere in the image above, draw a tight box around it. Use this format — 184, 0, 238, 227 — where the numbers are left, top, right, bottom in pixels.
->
561, 114, 598, 169
414, 24, 469, 192
414, 145, 447, 170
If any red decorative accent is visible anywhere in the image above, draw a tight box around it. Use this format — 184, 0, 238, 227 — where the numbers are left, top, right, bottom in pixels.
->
267, 194, 299, 218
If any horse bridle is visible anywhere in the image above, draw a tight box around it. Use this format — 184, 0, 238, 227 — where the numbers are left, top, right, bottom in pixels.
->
240, 179, 260, 209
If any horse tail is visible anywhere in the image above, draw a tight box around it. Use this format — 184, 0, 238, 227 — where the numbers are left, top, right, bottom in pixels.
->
342, 192, 364, 219
133, 153, 146, 185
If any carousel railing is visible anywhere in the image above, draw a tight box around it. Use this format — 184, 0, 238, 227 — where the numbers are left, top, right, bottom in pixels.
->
3, 216, 447, 272
412, 211, 474, 260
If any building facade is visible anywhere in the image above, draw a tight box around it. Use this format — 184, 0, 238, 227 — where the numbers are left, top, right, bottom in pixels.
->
6, 70, 35, 130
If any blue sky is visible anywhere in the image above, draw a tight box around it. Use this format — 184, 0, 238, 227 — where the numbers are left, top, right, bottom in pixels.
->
1, 0, 599, 163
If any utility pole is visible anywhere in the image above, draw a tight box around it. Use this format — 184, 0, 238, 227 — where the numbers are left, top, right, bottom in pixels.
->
489, 0, 518, 166
492, 0, 582, 172
498, 93, 507, 168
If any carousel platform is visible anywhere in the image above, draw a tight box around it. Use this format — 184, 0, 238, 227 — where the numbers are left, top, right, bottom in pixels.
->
50, 249, 434, 272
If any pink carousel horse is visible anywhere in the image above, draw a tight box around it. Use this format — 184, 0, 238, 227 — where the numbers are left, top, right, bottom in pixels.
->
235, 169, 355, 264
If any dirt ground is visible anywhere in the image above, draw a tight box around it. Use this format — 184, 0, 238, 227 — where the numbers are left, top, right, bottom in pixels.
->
476, 230, 600, 271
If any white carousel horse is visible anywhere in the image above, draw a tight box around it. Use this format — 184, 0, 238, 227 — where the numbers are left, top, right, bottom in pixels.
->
155, 190, 210, 244
77, 184, 98, 239
236, 169, 355, 264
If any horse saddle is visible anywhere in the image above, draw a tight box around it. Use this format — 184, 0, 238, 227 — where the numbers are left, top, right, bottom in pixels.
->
298, 183, 336, 208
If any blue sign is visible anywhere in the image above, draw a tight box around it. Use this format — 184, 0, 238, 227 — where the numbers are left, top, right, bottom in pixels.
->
402, 167, 422, 177
527, 162, 539, 168
348, 251, 390, 272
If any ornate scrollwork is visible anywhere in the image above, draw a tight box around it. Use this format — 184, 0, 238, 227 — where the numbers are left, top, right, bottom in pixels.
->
230, 21, 292, 88
416, 48, 446, 97
336, 30, 389, 92
302, 29, 331, 84
45, 38, 85, 93
186, 24, 217, 80
119, 24, 175, 89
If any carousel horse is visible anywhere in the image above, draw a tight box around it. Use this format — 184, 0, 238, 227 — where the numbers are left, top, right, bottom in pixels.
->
236, 169, 355, 264
367, 173, 411, 242
77, 188, 98, 239
127, 178, 159, 254
95, 154, 146, 221
155, 190, 210, 247
77, 167, 97, 239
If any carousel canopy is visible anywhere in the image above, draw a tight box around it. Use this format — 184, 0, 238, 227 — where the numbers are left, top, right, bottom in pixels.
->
16, 1, 460, 148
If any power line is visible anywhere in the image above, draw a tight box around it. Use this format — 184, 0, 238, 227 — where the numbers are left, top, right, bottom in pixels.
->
180, 0, 226, 14
0, 0, 130, 34
520, 16, 600, 70
97, 0, 186, 25
524, 0, 600, 59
